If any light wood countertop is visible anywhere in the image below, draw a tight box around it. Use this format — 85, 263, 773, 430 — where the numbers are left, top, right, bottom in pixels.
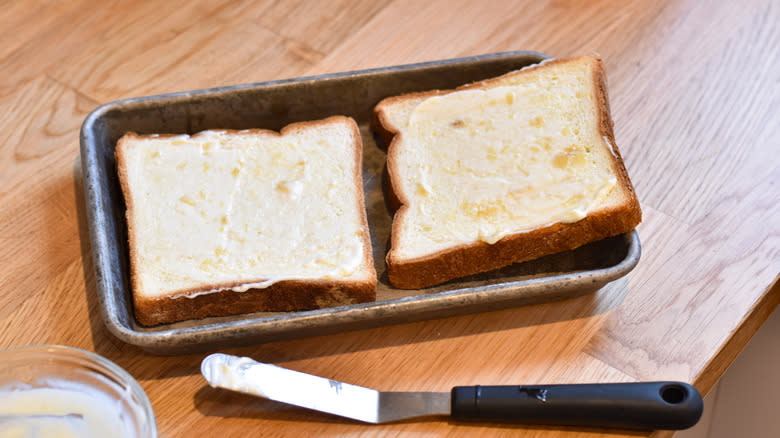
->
1, 0, 777, 436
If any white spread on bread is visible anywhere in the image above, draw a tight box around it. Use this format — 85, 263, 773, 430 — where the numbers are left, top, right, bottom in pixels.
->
123, 128, 366, 298
602, 135, 619, 159
394, 75, 618, 258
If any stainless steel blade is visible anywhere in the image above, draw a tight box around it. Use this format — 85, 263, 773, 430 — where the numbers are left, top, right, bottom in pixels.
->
201, 353, 450, 423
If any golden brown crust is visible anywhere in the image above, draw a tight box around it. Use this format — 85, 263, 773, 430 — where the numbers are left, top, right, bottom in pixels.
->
115, 134, 144, 303
343, 117, 378, 286
386, 204, 641, 289
590, 60, 643, 224
133, 278, 376, 326
375, 55, 642, 289
116, 116, 377, 326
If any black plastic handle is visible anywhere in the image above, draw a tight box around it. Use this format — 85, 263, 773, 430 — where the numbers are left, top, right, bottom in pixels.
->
451, 382, 703, 430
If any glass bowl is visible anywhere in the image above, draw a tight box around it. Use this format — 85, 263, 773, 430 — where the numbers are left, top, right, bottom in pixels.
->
0, 345, 156, 437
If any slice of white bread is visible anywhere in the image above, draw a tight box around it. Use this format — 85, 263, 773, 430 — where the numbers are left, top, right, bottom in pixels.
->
116, 116, 376, 326
373, 54, 641, 289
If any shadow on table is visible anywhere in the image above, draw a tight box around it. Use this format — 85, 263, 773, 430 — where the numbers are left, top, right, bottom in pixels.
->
192, 384, 647, 436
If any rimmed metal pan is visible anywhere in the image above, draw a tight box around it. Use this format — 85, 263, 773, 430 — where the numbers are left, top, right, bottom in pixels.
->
80, 51, 640, 355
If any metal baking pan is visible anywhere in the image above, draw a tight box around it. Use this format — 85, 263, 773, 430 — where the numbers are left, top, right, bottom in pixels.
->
80, 51, 641, 355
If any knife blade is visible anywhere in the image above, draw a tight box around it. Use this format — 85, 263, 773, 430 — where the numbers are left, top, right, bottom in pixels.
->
201, 353, 702, 430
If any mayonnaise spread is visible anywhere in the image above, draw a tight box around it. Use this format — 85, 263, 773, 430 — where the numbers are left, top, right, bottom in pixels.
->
123, 125, 366, 297
394, 76, 617, 259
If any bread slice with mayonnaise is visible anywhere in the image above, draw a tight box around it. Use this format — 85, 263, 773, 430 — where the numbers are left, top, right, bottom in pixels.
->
116, 116, 376, 326
373, 54, 641, 289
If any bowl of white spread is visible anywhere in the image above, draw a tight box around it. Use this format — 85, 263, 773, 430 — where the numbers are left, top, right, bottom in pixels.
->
0, 345, 156, 437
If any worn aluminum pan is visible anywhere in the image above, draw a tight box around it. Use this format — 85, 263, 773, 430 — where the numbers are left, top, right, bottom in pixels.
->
80, 51, 640, 354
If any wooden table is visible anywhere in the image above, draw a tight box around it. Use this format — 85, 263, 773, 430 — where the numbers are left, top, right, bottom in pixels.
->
1, 0, 777, 436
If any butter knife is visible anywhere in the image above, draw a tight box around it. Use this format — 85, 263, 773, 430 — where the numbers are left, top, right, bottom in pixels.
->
201, 353, 702, 430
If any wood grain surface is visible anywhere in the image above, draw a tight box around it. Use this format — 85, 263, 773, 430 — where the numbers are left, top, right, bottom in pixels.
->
1, 0, 778, 436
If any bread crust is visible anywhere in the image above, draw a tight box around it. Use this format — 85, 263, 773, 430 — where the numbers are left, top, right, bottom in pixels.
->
116, 116, 376, 326
132, 278, 376, 327
373, 55, 642, 289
